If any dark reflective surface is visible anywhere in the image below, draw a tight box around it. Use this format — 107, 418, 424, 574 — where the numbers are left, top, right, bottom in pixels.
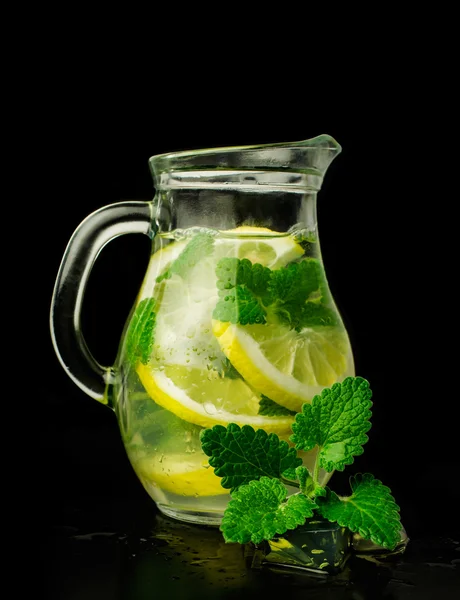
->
40, 490, 460, 600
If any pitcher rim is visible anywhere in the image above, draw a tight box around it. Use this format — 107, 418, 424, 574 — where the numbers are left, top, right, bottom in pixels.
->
149, 134, 341, 164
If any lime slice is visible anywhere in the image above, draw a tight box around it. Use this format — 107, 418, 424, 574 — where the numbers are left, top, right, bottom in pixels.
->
134, 452, 227, 496
212, 321, 354, 412
136, 363, 295, 433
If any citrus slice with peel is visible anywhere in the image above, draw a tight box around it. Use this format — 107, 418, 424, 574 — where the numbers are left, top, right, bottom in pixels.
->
134, 453, 227, 496
221, 226, 304, 268
212, 321, 354, 413
136, 363, 295, 433
137, 239, 187, 300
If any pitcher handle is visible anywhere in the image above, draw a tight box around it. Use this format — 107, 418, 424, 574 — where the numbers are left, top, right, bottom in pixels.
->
50, 201, 154, 405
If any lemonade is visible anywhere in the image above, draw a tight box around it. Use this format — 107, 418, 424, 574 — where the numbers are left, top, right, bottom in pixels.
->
114, 227, 355, 523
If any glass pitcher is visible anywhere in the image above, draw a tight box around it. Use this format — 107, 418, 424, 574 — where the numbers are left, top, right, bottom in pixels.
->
50, 135, 355, 525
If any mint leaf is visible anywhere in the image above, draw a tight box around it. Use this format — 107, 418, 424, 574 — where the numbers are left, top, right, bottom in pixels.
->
200, 423, 302, 491
215, 257, 271, 296
316, 474, 402, 550
298, 302, 339, 327
215, 286, 267, 325
250, 262, 273, 300
267, 259, 336, 330
126, 298, 156, 366
221, 477, 317, 544
268, 260, 319, 327
156, 233, 214, 282
213, 256, 338, 330
213, 258, 270, 324
258, 396, 297, 417
290, 377, 372, 472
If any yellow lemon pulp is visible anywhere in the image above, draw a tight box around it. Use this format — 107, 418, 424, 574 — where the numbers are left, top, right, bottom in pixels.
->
134, 453, 228, 496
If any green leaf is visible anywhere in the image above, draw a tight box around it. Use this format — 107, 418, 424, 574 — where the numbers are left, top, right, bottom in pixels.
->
156, 233, 214, 282
250, 262, 273, 301
258, 396, 297, 417
221, 477, 317, 544
200, 423, 302, 492
290, 377, 373, 472
212, 256, 337, 331
316, 473, 402, 550
268, 261, 318, 327
268, 259, 335, 330
298, 302, 339, 327
213, 258, 269, 324
125, 298, 156, 366
215, 257, 271, 294
215, 286, 267, 325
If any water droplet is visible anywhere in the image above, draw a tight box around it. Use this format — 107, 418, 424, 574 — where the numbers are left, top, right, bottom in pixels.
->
204, 401, 217, 415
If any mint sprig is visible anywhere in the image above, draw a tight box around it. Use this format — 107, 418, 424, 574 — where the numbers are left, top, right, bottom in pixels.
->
212, 256, 338, 330
200, 377, 403, 551
125, 297, 156, 366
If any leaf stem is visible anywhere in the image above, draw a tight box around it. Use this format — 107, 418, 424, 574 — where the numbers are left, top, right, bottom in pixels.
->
280, 476, 299, 489
312, 452, 321, 487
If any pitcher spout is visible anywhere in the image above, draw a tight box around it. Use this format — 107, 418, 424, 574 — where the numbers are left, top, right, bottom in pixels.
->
294, 134, 342, 175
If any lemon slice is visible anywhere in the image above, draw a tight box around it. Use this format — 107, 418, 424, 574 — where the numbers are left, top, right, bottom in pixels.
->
220, 226, 304, 268
151, 276, 223, 369
212, 321, 354, 412
136, 363, 294, 433
137, 239, 187, 301
134, 452, 227, 496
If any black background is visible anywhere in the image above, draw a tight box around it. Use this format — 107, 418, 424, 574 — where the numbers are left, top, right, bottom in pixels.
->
35, 77, 459, 556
